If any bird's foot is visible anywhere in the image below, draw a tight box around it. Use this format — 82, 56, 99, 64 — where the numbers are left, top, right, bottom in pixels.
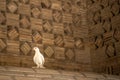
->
32, 66, 39, 68
40, 66, 45, 69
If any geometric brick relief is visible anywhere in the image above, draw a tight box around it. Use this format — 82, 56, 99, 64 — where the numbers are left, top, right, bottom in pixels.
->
8, 27, 19, 40
32, 31, 42, 43
73, 14, 81, 27
95, 36, 103, 48
53, 10, 62, 23
64, 23, 73, 36
111, 2, 119, 15
111, 15, 120, 29
75, 0, 86, 8
20, 16, 30, 29
93, 12, 100, 23
101, 0, 109, 7
106, 44, 115, 57
0, 12, 5, 24
0, 39, 6, 51
114, 28, 120, 41
41, 0, 51, 8
55, 35, 64, 47
101, 7, 112, 20
7, 1, 18, 13
75, 38, 84, 49
65, 49, 74, 60
20, 42, 31, 55
44, 46, 54, 58
103, 31, 114, 45
62, 1, 72, 13
102, 20, 111, 32
43, 21, 52, 33
31, 7, 41, 18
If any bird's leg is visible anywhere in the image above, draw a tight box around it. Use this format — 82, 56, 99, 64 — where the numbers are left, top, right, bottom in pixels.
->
32, 66, 37, 68
40, 65, 45, 68
32, 63, 40, 68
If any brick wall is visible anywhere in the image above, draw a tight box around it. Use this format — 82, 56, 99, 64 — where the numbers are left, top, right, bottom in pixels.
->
87, 0, 120, 75
0, 0, 91, 71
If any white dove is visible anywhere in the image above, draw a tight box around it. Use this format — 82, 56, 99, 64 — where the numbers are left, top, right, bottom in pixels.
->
33, 47, 45, 68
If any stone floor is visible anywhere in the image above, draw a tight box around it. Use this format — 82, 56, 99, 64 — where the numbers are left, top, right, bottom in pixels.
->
0, 66, 119, 80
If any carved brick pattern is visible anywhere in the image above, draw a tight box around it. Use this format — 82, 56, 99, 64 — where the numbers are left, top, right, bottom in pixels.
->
8, 28, 19, 40
55, 35, 63, 47
102, 20, 111, 32
44, 46, 54, 57
32, 31, 42, 43
31, 7, 41, 18
88, 0, 120, 74
95, 36, 103, 48
7, 1, 18, 13
106, 44, 115, 57
75, 39, 84, 49
66, 49, 74, 60
62, 1, 72, 13
20, 16, 30, 29
64, 23, 73, 35
21, 42, 31, 55
53, 10, 62, 23
111, 2, 119, 15
43, 21, 52, 33
73, 14, 81, 27
41, 0, 51, 8
103, 31, 114, 45
0, 0, 89, 71
114, 28, 120, 41
0, 12, 5, 24
0, 39, 6, 51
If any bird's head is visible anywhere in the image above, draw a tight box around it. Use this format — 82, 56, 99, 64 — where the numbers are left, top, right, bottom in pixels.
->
33, 47, 40, 52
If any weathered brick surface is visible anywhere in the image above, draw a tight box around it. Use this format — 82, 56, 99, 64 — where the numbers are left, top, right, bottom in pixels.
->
0, 75, 13, 80
88, 0, 120, 75
0, 0, 91, 71
0, 66, 119, 80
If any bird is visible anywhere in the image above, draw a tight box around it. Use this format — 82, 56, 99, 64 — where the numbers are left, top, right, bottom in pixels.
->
32, 47, 45, 68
